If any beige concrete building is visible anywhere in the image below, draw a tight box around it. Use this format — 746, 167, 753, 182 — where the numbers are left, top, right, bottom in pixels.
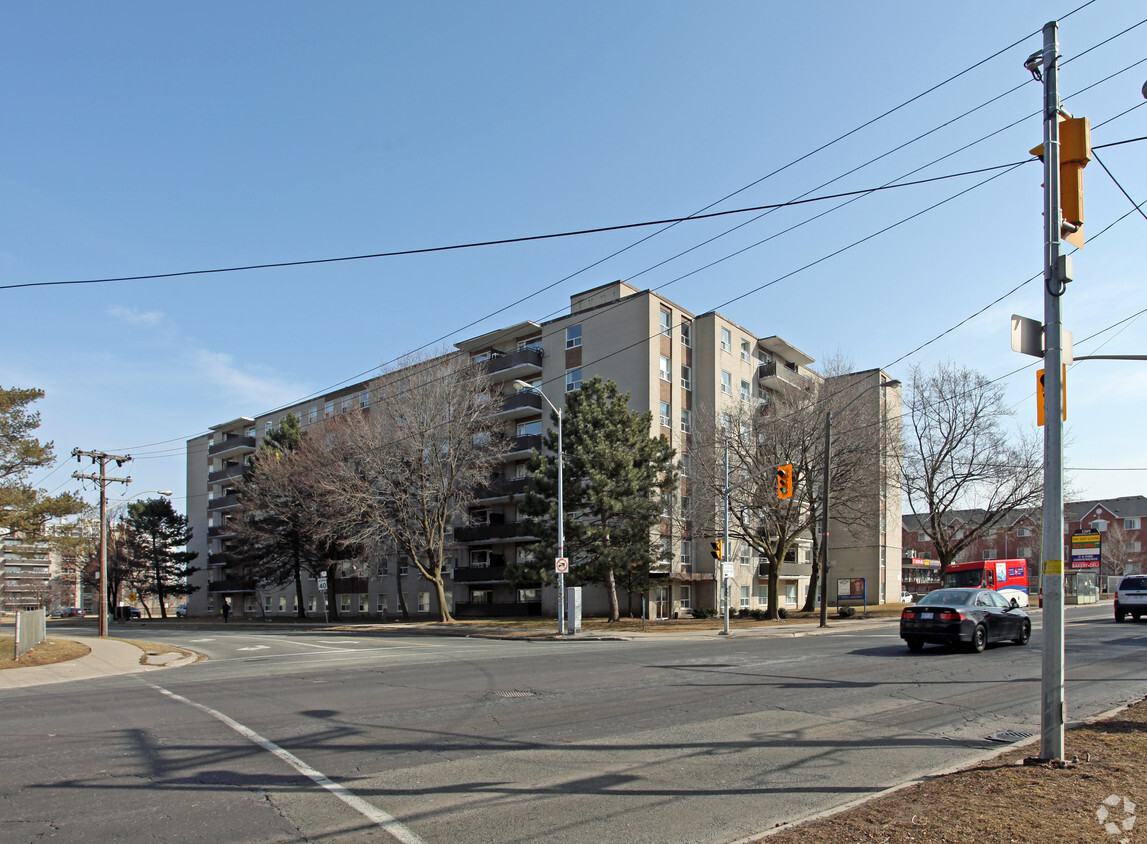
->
186, 281, 900, 619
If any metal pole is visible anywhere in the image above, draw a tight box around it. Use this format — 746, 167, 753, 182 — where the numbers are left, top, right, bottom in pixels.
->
557, 407, 566, 635
1039, 19, 1066, 762
820, 411, 831, 628
722, 438, 730, 635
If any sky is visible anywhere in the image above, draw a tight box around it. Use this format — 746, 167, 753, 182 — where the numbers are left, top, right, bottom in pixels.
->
3, 0, 1145, 517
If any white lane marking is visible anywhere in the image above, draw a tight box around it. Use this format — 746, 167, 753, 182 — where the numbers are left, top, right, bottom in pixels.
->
318, 639, 359, 644
237, 645, 272, 651
147, 683, 425, 844
206, 644, 431, 664
189, 638, 217, 642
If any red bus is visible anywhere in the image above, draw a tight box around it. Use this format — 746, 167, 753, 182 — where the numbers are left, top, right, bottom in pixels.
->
942, 559, 1029, 607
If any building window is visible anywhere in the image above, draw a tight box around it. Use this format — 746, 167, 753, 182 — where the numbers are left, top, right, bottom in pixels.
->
659, 537, 672, 565
264, 420, 272, 436
360, 390, 370, 408
340, 594, 351, 613
720, 327, 732, 353
917, 532, 928, 542
324, 400, 334, 418
659, 309, 672, 337
680, 322, 691, 348
517, 419, 543, 437
308, 407, 318, 424
471, 589, 492, 605
377, 593, 388, 612
341, 396, 351, 413
740, 545, 751, 566
418, 592, 430, 613
680, 408, 692, 434
659, 355, 672, 382
785, 583, 798, 605
517, 588, 540, 603
680, 451, 691, 476
565, 368, 582, 392
660, 401, 671, 428
680, 541, 693, 573
679, 585, 692, 610
471, 549, 491, 568
1092, 520, 1108, 532
263, 595, 273, 612
566, 324, 582, 349
741, 380, 751, 402
308, 596, 316, 613
680, 365, 691, 392
1018, 547, 1032, 560
721, 371, 732, 394
983, 550, 998, 560
1132, 541, 1143, 553
1125, 518, 1141, 530
741, 338, 752, 363
358, 594, 368, 613
1017, 528, 1032, 537
740, 586, 751, 608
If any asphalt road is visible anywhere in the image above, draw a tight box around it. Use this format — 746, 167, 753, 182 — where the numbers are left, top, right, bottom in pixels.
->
3, 605, 1145, 844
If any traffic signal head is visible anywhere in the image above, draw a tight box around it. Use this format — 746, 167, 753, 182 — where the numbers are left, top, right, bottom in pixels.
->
777, 463, 793, 499
1030, 116, 1090, 247
710, 540, 723, 560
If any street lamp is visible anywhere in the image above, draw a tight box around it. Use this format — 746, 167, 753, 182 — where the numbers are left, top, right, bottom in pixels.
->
513, 380, 566, 635
819, 379, 900, 628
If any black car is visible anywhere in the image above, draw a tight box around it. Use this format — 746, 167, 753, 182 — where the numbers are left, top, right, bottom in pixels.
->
900, 587, 1031, 653
1114, 575, 1147, 622
57, 607, 85, 618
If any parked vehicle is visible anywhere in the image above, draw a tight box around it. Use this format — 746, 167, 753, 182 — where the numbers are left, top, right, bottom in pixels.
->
1114, 575, 1147, 623
57, 607, 85, 618
175, 604, 188, 618
900, 591, 914, 603
941, 559, 1029, 607
900, 587, 1031, 653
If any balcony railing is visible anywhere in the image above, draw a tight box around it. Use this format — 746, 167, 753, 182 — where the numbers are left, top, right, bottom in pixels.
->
208, 464, 247, 484
503, 433, 542, 456
452, 565, 509, 583
208, 435, 256, 458
757, 361, 807, 392
208, 579, 256, 593
496, 391, 543, 418
207, 525, 236, 539
454, 520, 538, 543
207, 493, 240, 511
454, 600, 543, 618
484, 346, 544, 378
473, 476, 536, 501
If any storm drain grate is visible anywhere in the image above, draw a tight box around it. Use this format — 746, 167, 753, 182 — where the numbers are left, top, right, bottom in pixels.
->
987, 729, 1034, 743
487, 689, 538, 699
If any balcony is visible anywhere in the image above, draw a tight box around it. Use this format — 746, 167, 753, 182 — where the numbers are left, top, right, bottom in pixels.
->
208, 464, 247, 484
207, 493, 240, 511
473, 476, 536, 503
208, 551, 238, 568
452, 565, 509, 583
483, 347, 543, 380
208, 579, 256, 594
757, 361, 808, 392
208, 524, 236, 539
333, 576, 370, 593
208, 435, 256, 458
454, 520, 538, 543
503, 433, 542, 457
496, 391, 544, 420
454, 600, 542, 618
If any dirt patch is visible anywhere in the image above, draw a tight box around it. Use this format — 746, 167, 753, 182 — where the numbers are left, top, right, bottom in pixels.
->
0, 635, 90, 669
760, 696, 1147, 843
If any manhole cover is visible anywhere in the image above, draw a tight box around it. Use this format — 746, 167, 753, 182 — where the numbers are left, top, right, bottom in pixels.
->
987, 729, 1034, 743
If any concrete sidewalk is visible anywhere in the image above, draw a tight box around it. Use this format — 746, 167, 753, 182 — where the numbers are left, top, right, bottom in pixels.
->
0, 636, 200, 691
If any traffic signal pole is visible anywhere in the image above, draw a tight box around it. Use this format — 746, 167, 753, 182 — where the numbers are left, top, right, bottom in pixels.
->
1036, 20, 1067, 763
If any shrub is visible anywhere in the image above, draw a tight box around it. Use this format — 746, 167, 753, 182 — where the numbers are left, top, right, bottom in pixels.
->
737, 608, 750, 618
749, 608, 767, 621
692, 607, 716, 619
837, 605, 856, 618
777, 607, 788, 619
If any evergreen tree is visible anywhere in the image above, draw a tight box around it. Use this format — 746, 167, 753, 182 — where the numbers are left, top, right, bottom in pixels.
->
518, 377, 677, 622
125, 497, 199, 618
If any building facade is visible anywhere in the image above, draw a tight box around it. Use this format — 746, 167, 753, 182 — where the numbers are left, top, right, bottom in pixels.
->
186, 281, 901, 619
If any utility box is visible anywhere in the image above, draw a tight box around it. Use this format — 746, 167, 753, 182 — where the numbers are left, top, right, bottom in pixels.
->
566, 587, 582, 634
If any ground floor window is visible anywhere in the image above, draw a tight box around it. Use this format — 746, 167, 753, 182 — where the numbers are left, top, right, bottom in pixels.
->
377, 593, 388, 613
279, 596, 287, 613
308, 596, 316, 613
517, 588, 540, 602
785, 582, 798, 605
418, 592, 430, 613
245, 599, 257, 614
264, 595, 273, 612
471, 589, 492, 604
740, 586, 750, 607
340, 594, 351, 613
358, 594, 368, 613
679, 584, 692, 610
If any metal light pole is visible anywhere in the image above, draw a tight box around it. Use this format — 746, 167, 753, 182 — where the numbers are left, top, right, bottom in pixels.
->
819, 379, 899, 628
514, 380, 565, 635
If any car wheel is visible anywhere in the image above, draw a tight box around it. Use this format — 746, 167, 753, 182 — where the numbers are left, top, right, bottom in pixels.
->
1116, 611, 1126, 623
1014, 619, 1031, 646
969, 625, 987, 653
906, 638, 925, 652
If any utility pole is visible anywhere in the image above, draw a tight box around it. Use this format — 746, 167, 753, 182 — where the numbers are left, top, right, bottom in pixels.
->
1031, 21, 1067, 763
72, 449, 131, 637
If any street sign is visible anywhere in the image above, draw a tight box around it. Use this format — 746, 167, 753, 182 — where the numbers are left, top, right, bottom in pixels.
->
555, 557, 569, 573
317, 577, 328, 591
722, 563, 734, 578
1071, 531, 1101, 569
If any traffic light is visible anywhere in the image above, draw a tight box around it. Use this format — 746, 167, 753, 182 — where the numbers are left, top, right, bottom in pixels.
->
1036, 366, 1067, 426
710, 540, 723, 561
777, 463, 793, 499
1030, 116, 1091, 247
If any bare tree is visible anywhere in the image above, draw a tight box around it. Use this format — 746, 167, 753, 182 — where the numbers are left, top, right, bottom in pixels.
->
1099, 522, 1143, 580
901, 362, 1043, 577
320, 352, 503, 622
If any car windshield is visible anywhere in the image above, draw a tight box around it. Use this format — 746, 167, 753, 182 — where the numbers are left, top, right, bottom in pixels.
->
918, 589, 976, 607
1120, 577, 1147, 590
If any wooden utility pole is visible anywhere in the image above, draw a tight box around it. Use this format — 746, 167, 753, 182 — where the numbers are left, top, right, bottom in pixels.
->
72, 449, 131, 637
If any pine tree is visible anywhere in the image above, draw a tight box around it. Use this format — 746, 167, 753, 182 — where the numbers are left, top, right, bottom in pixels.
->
125, 497, 199, 618
519, 377, 677, 622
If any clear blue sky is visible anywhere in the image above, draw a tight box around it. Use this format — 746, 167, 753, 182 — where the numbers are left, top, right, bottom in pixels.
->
3, 1, 1144, 514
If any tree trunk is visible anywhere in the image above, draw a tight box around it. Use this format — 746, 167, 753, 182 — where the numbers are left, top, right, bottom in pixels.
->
293, 553, 306, 619
605, 567, 620, 622
431, 576, 453, 622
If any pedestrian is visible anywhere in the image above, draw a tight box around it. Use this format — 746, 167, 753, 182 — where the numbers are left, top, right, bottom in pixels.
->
222, 601, 230, 623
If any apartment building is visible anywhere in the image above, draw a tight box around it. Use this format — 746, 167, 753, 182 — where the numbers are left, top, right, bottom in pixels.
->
186, 280, 902, 618
0, 531, 52, 612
